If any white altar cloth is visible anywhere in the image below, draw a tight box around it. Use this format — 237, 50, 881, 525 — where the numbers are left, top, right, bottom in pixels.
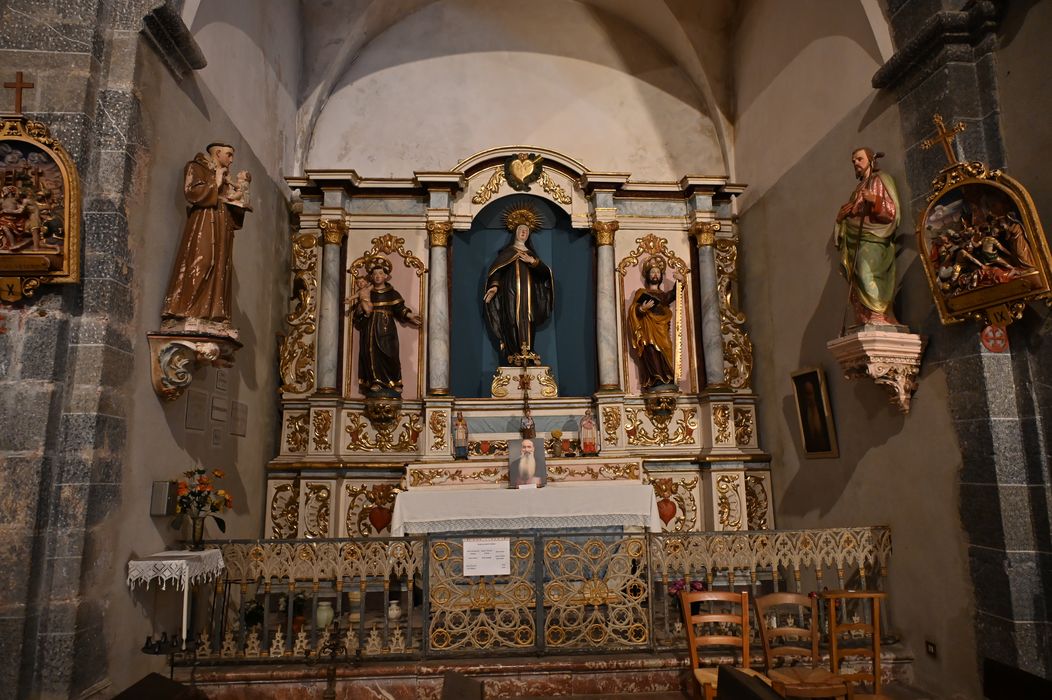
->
391, 484, 661, 537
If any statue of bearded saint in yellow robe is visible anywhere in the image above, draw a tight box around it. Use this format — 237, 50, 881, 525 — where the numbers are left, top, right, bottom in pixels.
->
627, 257, 678, 391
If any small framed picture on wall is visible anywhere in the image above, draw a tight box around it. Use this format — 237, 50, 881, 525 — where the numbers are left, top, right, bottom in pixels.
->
791, 367, 838, 458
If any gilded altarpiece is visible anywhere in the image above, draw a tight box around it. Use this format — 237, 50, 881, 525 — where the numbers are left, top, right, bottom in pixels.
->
267, 146, 772, 539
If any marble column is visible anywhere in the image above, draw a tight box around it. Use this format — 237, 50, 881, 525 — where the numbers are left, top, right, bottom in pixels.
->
690, 222, 725, 386
317, 218, 346, 393
593, 221, 620, 390
426, 220, 452, 394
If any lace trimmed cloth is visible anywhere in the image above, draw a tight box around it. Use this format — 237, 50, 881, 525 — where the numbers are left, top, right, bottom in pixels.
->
391, 483, 661, 536
126, 549, 225, 591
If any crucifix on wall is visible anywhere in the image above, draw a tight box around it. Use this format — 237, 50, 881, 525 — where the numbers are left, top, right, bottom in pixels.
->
3, 71, 34, 114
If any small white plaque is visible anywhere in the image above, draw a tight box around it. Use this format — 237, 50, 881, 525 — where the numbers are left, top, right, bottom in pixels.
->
462, 537, 511, 576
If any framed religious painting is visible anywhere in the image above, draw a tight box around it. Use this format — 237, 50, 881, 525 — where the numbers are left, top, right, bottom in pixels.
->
0, 116, 81, 302
509, 438, 546, 489
791, 367, 838, 459
917, 162, 1052, 326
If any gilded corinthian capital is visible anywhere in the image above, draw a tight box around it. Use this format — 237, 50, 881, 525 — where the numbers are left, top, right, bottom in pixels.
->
689, 221, 721, 247
426, 220, 452, 247
592, 220, 619, 246
319, 218, 347, 245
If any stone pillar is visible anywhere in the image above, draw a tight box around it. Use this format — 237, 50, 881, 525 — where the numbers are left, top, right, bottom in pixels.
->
689, 222, 725, 386
877, 0, 1050, 682
592, 220, 620, 391
316, 218, 346, 394
426, 220, 452, 395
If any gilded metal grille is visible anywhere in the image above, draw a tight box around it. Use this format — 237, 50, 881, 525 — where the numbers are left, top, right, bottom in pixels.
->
427, 537, 537, 652
179, 527, 891, 665
543, 535, 649, 649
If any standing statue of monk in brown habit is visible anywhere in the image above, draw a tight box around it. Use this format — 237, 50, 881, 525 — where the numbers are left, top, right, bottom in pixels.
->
161, 142, 250, 340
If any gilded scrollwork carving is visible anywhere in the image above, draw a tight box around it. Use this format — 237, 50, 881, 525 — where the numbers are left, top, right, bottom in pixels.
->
538, 367, 558, 397
547, 462, 640, 482
429, 410, 448, 451
733, 407, 753, 446
348, 233, 427, 279
303, 482, 331, 538
646, 474, 699, 532
624, 407, 697, 446
716, 474, 743, 530
279, 231, 319, 394
712, 404, 731, 444
410, 467, 506, 488
468, 439, 509, 457
471, 169, 506, 204
745, 475, 770, 530
601, 407, 621, 446
714, 236, 753, 389
269, 482, 300, 539
312, 410, 332, 451
285, 412, 309, 453
538, 171, 572, 204
616, 233, 689, 279
344, 482, 401, 536
345, 411, 423, 452
490, 373, 512, 398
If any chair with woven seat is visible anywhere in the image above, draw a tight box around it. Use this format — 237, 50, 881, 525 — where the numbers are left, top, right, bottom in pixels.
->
680, 590, 765, 700
754, 592, 852, 699
820, 590, 889, 699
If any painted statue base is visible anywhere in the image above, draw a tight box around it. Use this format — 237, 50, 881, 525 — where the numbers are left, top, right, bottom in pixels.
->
147, 331, 242, 401
490, 365, 559, 399
827, 327, 926, 414
161, 316, 240, 342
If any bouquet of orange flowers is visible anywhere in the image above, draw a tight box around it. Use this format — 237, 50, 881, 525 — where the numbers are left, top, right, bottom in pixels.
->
171, 466, 232, 534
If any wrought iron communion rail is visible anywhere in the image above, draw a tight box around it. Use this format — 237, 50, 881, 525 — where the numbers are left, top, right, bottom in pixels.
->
176, 527, 890, 665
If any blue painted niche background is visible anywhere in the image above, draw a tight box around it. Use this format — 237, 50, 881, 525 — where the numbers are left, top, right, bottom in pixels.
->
449, 194, 597, 397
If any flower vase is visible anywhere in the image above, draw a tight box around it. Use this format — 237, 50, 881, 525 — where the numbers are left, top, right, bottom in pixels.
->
316, 601, 334, 630
188, 515, 206, 551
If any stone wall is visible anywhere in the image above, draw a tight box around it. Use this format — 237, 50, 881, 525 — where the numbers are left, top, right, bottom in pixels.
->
878, 0, 1051, 686
0, 1, 296, 696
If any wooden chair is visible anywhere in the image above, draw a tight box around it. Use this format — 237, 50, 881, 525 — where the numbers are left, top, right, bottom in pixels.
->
820, 590, 889, 699
754, 592, 852, 699
680, 590, 763, 700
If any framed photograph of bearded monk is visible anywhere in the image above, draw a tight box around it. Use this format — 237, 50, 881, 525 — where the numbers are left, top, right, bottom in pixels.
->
791, 367, 838, 459
917, 165, 1052, 326
509, 438, 546, 488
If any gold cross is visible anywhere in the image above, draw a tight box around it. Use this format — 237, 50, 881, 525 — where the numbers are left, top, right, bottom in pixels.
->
4, 72, 34, 114
921, 113, 966, 164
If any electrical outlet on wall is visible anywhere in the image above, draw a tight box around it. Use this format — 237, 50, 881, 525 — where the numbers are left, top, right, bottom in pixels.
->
925, 639, 937, 657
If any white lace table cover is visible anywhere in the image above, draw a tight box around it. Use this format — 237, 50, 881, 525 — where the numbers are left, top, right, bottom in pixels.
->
391, 483, 662, 536
126, 549, 225, 591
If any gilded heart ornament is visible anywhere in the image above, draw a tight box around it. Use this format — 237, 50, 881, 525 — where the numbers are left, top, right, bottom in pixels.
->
504, 153, 543, 192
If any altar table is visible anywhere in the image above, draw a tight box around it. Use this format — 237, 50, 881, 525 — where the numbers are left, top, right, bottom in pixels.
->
391, 483, 661, 537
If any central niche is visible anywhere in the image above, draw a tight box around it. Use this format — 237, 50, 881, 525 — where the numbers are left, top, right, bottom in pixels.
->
449, 194, 597, 397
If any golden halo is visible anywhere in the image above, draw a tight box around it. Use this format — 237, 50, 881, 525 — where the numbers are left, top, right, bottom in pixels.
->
364, 254, 392, 274
642, 254, 667, 277
502, 205, 542, 232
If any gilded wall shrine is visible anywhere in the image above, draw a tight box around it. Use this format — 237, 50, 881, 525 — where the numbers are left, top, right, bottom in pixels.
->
269, 146, 773, 539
